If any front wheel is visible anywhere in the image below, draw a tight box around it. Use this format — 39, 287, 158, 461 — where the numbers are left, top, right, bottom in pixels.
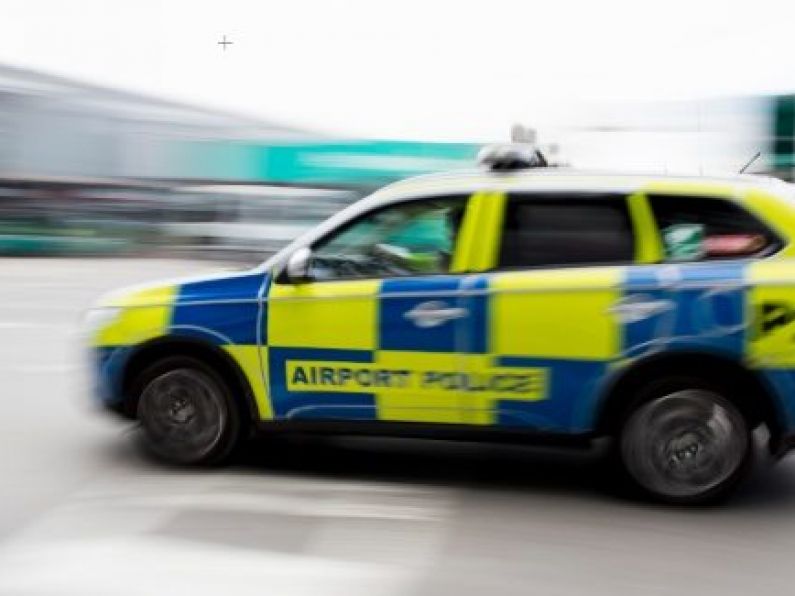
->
135, 357, 242, 465
619, 383, 752, 504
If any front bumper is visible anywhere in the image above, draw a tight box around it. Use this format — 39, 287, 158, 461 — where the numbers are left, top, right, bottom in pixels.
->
92, 346, 133, 417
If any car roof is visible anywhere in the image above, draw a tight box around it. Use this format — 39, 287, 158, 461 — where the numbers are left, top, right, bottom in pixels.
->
260, 168, 794, 273
370, 168, 793, 204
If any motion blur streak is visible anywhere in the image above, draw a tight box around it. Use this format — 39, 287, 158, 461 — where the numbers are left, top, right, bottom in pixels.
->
0, 63, 482, 263
1, 62, 794, 264
3, 16, 795, 591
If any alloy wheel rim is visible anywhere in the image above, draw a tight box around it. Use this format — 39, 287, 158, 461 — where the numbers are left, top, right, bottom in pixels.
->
621, 390, 747, 499
139, 369, 227, 462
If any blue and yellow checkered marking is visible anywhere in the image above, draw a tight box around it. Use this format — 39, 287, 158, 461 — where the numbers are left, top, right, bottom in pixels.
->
91, 270, 273, 419
485, 267, 622, 430
745, 259, 795, 430
379, 276, 462, 353
91, 258, 795, 437
268, 347, 376, 420
622, 262, 747, 360
265, 270, 619, 427
170, 273, 265, 345
495, 356, 607, 429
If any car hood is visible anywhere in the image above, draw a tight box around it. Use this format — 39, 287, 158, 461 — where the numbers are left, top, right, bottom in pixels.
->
94, 267, 268, 309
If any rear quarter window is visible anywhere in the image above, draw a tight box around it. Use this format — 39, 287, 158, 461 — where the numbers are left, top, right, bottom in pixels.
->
649, 195, 781, 261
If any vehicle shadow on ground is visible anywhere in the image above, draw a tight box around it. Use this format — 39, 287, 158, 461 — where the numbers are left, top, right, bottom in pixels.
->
106, 425, 795, 510
218, 433, 795, 509
243, 434, 604, 492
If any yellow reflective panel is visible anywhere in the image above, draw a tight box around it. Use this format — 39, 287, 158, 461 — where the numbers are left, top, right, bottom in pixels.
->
642, 180, 737, 197
450, 191, 506, 273
490, 267, 623, 360
450, 192, 483, 273
478, 191, 507, 272
268, 279, 379, 350
458, 354, 550, 426
373, 351, 544, 424
281, 349, 550, 425
627, 192, 663, 264
373, 351, 466, 423
93, 285, 177, 347
471, 191, 506, 272
742, 189, 795, 257
223, 345, 272, 420
747, 260, 795, 367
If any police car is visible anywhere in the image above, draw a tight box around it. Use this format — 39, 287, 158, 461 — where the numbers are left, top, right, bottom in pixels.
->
86, 144, 795, 503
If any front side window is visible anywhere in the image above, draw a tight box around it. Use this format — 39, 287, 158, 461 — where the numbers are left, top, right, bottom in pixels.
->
497, 194, 635, 269
310, 196, 467, 280
649, 195, 780, 261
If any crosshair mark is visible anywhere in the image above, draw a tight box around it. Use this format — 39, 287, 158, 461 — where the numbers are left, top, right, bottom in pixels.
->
218, 35, 233, 51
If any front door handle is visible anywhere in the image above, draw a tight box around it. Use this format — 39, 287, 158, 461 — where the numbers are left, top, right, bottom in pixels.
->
404, 301, 468, 328
608, 295, 674, 323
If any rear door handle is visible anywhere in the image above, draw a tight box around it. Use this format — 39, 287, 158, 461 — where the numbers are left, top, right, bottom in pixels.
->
404, 301, 468, 328
608, 296, 674, 323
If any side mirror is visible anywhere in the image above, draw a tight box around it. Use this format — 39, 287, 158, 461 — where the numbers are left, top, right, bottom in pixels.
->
285, 247, 313, 283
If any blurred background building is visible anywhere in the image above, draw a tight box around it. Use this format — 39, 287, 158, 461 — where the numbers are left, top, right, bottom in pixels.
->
0, 62, 479, 259
1, 61, 795, 261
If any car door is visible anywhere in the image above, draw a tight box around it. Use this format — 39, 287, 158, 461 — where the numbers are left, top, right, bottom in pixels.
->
623, 192, 779, 364
265, 193, 486, 423
464, 191, 640, 431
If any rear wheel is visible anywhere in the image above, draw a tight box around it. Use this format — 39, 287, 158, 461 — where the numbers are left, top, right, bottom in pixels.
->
618, 381, 751, 504
134, 356, 242, 465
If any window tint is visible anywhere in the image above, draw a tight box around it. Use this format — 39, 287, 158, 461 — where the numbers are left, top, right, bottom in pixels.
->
311, 196, 466, 280
649, 195, 779, 261
498, 194, 635, 269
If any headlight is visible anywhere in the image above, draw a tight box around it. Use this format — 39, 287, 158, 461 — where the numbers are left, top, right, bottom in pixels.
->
83, 307, 122, 337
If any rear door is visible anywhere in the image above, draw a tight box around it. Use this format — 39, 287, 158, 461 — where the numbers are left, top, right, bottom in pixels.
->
465, 192, 639, 431
629, 192, 780, 363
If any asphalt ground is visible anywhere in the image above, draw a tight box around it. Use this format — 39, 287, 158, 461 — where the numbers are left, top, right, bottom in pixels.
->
2, 258, 795, 595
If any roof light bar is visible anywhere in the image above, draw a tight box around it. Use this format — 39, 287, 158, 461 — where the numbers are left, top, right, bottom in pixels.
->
477, 143, 548, 172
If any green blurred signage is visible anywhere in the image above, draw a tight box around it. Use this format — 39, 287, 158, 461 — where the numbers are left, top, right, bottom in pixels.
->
176, 140, 480, 185
772, 95, 795, 176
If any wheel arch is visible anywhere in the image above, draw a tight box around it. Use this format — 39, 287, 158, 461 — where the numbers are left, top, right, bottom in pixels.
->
119, 335, 259, 425
595, 351, 783, 447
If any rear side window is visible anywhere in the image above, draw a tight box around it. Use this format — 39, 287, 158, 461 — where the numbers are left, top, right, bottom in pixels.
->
649, 195, 780, 261
497, 194, 635, 269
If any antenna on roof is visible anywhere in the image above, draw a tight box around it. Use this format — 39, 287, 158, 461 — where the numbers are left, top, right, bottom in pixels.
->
739, 151, 762, 174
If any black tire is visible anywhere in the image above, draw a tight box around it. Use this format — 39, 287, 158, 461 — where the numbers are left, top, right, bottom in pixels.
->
133, 356, 243, 465
616, 376, 753, 504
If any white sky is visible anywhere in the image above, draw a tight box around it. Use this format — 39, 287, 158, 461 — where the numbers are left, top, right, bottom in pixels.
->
1, 0, 795, 142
